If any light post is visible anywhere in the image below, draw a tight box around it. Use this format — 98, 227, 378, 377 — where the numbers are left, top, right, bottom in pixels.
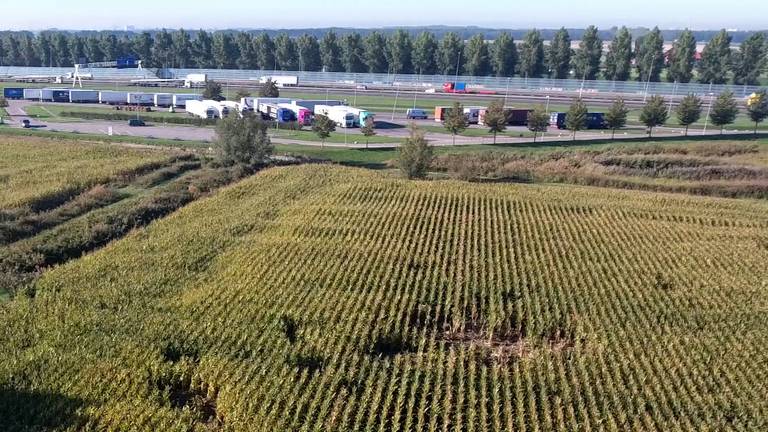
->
703, 93, 714, 135
504, 77, 510, 106
545, 95, 551, 113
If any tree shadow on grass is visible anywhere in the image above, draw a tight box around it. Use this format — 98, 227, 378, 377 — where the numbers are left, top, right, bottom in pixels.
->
0, 386, 87, 432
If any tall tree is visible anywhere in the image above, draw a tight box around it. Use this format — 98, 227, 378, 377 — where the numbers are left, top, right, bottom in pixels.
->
320, 30, 343, 72
212, 33, 237, 69
444, 102, 468, 145
547, 28, 572, 79
84, 36, 103, 63
387, 30, 413, 74
604, 27, 633, 81
35, 33, 52, 67
463, 34, 490, 76
437, 32, 464, 76
733, 33, 767, 86
340, 33, 366, 73
23, 34, 41, 66
132, 32, 153, 67
0, 37, 6, 66
67, 36, 86, 65
172, 30, 193, 68
640, 95, 668, 136
565, 98, 588, 140
215, 114, 273, 167
635, 27, 664, 83
152, 30, 173, 67
709, 91, 738, 133
747, 90, 768, 134
491, 32, 517, 77
518, 30, 545, 78
412, 31, 438, 75
527, 106, 550, 142
483, 99, 507, 144
605, 98, 629, 138
100, 34, 119, 62
253, 34, 276, 70
297, 34, 322, 72
192, 30, 214, 69
235, 32, 256, 70
573, 25, 602, 80
675, 94, 703, 135
363, 31, 388, 73
51, 33, 70, 67
698, 29, 732, 84
398, 125, 433, 179
274, 33, 298, 71
667, 29, 696, 83
3, 36, 22, 66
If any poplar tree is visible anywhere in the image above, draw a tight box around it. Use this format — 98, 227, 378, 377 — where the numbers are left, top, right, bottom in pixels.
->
491, 32, 517, 77
667, 29, 696, 83
573, 25, 602, 80
463, 34, 490, 76
547, 28, 572, 79
519, 30, 545, 78
698, 29, 732, 84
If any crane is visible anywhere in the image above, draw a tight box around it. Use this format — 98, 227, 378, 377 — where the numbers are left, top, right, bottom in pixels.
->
71, 57, 144, 88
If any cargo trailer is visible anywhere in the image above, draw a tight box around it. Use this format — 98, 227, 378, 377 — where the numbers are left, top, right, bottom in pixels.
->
241, 97, 292, 112
99, 91, 129, 105
3, 88, 24, 100
479, 108, 533, 126
314, 105, 355, 128
279, 103, 312, 126
292, 99, 343, 112
69, 89, 100, 103
463, 107, 484, 124
23, 89, 42, 100
184, 74, 207, 88
127, 92, 155, 106
345, 107, 375, 127
39, 89, 70, 103
154, 93, 174, 108
550, 112, 607, 130
259, 103, 297, 123
259, 75, 299, 87
434, 106, 452, 122
173, 94, 203, 108
186, 100, 220, 119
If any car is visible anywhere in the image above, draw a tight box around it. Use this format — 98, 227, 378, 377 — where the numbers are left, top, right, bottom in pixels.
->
406, 109, 428, 120
128, 119, 146, 127
21, 119, 31, 128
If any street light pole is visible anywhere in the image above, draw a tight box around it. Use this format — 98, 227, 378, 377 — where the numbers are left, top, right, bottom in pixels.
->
703, 93, 714, 135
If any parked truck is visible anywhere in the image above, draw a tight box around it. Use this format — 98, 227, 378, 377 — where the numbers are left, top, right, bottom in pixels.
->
154, 93, 174, 108
38, 89, 70, 102
549, 112, 607, 130
241, 97, 292, 112
99, 91, 129, 105
173, 94, 203, 108
186, 100, 220, 119
219, 100, 246, 117
259, 76, 299, 87
479, 108, 533, 127
443, 82, 496, 95
3, 88, 24, 100
69, 89, 100, 103
314, 105, 356, 128
127, 92, 155, 106
259, 102, 297, 123
463, 107, 484, 124
345, 107, 375, 127
23, 89, 42, 100
184, 74, 207, 88
293, 100, 343, 113
279, 103, 313, 126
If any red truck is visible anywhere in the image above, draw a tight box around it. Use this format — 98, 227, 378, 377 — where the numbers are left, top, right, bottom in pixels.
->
443, 82, 497, 95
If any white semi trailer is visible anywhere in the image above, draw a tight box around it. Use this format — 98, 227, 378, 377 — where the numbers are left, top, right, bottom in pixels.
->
241, 97, 292, 112
127, 92, 155, 106
99, 91, 129, 105
69, 89, 100, 103
186, 100, 220, 119
314, 105, 356, 128
173, 94, 203, 108
154, 93, 174, 108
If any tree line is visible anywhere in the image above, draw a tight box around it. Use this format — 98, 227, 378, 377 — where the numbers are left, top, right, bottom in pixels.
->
0, 27, 765, 84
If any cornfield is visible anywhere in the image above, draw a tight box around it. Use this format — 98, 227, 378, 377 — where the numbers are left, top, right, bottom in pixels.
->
1, 164, 767, 431
0, 137, 170, 210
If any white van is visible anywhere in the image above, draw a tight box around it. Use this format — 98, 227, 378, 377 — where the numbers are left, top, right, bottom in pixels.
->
406, 108, 428, 120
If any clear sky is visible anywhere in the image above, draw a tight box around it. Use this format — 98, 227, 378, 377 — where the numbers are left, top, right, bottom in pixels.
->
3, 0, 766, 31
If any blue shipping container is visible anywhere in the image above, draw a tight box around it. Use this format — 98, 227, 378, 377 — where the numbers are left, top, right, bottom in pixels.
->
3, 88, 24, 100
454, 82, 467, 91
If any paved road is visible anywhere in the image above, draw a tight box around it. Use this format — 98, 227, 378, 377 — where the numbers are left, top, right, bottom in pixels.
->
3, 99, 757, 149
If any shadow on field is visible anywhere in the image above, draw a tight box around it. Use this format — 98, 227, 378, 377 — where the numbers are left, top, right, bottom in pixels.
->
0, 386, 88, 431
373, 121, 406, 130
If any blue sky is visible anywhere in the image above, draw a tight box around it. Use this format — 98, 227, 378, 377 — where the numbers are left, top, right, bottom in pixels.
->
4, 0, 767, 30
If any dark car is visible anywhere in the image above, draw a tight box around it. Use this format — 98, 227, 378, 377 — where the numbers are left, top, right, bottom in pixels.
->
22, 119, 31, 128
128, 119, 146, 127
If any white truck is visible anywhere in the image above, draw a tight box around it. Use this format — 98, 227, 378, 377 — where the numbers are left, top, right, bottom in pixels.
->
154, 93, 174, 108
186, 100, 220, 119
99, 91, 129, 105
127, 92, 155, 106
294, 99, 343, 112
184, 74, 207, 88
345, 107, 375, 127
241, 97, 292, 112
69, 89, 100, 103
173, 94, 203, 108
259, 75, 299, 87
219, 101, 245, 118
463, 106, 484, 124
314, 105, 356, 128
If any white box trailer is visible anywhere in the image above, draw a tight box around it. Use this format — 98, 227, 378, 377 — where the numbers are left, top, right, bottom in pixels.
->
99, 91, 128, 105
154, 93, 173, 107
173, 94, 203, 108
184, 73, 207, 88
69, 89, 100, 103
259, 75, 299, 87
241, 97, 292, 112
294, 99, 343, 112
23, 89, 42, 100
219, 101, 244, 117
314, 105, 356, 128
127, 92, 155, 106
186, 100, 220, 119
463, 106, 484, 124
